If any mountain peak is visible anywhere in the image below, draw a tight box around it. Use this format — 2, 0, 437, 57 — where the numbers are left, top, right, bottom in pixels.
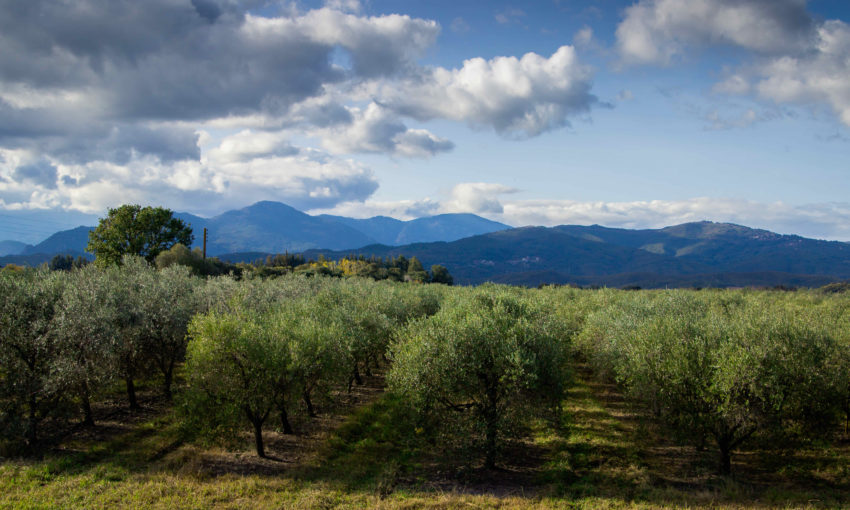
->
661, 221, 779, 240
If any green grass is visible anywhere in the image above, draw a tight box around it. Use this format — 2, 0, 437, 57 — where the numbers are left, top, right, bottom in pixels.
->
1, 373, 848, 509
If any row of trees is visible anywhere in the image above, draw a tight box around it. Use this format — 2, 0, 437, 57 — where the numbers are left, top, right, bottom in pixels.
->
0, 258, 205, 453
182, 278, 445, 457
574, 289, 850, 474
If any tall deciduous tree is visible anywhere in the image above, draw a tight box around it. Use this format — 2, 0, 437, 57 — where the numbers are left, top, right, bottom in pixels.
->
87, 205, 193, 266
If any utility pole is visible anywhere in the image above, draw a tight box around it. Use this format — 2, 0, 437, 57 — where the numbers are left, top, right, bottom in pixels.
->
203, 227, 208, 260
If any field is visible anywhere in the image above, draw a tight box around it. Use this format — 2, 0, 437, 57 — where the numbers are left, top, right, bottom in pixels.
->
1, 263, 849, 508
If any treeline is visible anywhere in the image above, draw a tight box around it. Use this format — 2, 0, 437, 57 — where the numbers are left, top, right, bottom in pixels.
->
2, 245, 455, 286
154, 244, 453, 284
247, 252, 453, 284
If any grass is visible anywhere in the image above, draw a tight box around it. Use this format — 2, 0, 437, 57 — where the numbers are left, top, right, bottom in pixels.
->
1, 370, 848, 509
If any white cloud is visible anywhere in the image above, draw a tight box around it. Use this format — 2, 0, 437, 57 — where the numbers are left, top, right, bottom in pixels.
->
315, 186, 850, 241
444, 182, 519, 214
617, 0, 850, 127
616, 0, 812, 65
384, 46, 596, 137
573, 26, 594, 47
0, 2, 605, 217
0, 144, 379, 216
753, 20, 850, 125
206, 129, 298, 163
316, 103, 454, 157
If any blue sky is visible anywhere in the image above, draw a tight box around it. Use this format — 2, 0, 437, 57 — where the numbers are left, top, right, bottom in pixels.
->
1, 0, 849, 242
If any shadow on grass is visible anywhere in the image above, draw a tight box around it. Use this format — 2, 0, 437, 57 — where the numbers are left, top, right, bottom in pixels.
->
546, 366, 850, 508
8, 365, 849, 508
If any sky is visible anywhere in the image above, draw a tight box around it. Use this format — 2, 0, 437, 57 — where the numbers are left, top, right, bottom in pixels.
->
1, 0, 849, 243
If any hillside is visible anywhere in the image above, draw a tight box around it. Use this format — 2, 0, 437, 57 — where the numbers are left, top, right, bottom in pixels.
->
294, 222, 850, 287
22, 226, 93, 256
0, 240, 28, 256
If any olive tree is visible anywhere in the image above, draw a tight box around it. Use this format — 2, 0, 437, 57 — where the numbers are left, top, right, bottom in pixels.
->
389, 286, 570, 469
315, 283, 393, 388
275, 300, 347, 420
579, 291, 843, 475
184, 310, 291, 457
137, 263, 199, 399
0, 269, 68, 451
53, 265, 124, 422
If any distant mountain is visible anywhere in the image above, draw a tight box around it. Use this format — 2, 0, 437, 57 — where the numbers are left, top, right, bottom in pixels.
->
5, 207, 849, 289
0, 240, 28, 256
317, 215, 404, 245
396, 214, 511, 244
22, 226, 93, 256
300, 226, 705, 285
0, 201, 512, 260
191, 201, 376, 254
294, 222, 850, 287
317, 213, 510, 245
553, 221, 850, 277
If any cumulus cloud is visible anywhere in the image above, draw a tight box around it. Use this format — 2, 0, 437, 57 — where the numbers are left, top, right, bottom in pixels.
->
206, 130, 299, 163
317, 103, 454, 157
0, 1, 443, 213
444, 183, 519, 214
752, 20, 850, 125
384, 46, 596, 137
616, 0, 812, 65
0, 1, 601, 216
617, 0, 850, 127
0, 2, 441, 154
0, 144, 379, 215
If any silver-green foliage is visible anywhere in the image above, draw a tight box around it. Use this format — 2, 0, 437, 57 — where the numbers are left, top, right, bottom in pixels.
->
388, 285, 571, 468
576, 289, 846, 475
0, 269, 67, 451
184, 309, 289, 457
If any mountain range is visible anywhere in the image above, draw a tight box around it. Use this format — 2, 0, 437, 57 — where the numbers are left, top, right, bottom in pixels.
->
294, 222, 850, 287
2, 201, 849, 288
0, 201, 510, 258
